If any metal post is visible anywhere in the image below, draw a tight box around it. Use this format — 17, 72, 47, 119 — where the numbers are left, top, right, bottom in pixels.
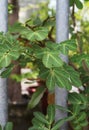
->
0, 0, 8, 128
55, 0, 69, 130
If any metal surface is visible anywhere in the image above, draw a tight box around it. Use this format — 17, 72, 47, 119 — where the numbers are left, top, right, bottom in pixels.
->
55, 0, 69, 130
0, 0, 8, 128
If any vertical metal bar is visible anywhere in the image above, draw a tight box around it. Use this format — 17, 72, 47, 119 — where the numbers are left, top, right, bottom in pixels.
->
55, 0, 69, 130
0, 0, 8, 128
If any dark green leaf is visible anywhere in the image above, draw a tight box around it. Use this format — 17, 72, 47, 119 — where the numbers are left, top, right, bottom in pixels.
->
75, 0, 83, 9
28, 87, 46, 109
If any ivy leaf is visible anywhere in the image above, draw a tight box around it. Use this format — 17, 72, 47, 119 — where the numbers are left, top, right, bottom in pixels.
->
28, 87, 46, 109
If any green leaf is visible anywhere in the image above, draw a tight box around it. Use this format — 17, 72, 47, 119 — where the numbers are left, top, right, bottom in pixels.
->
75, 112, 86, 123
5, 122, 13, 130
55, 105, 71, 113
75, 0, 83, 9
34, 112, 49, 125
70, 54, 89, 67
80, 120, 88, 127
73, 104, 81, 116
0, 125, 2, 130
28, 87, 46, 109
74, 125, 82, 130
32, 118, 44, 127
21, 27, 48, 41
0, 35, 21, 67
42, 50, 63, 68
46, 72, 55, 91
0, 65, 13, 78
28, 126, 37, 130
64, 65, 82, 87
47, 105, 55, 124
9, 22, 26, 34
52, 117, 73, 130
59, 39, 77, 55
54, 68, 72, 90
68, 92, 88, 105
70, 0, 75, 6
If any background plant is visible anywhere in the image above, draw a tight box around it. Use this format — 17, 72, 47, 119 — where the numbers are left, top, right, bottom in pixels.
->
0, 0, 89, 130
